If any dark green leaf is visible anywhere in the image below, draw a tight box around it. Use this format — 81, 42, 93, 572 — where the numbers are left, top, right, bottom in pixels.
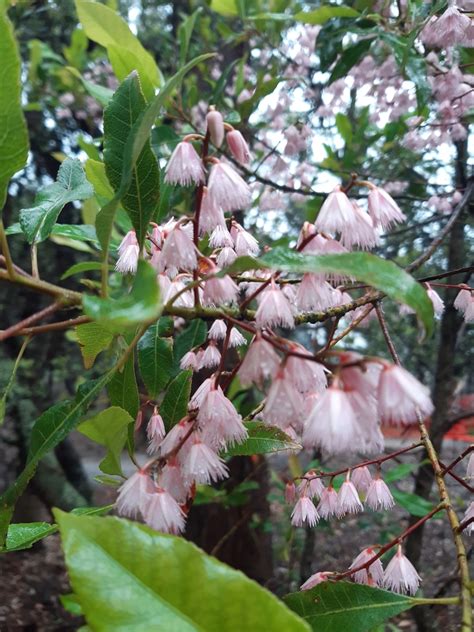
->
19, 159, 94, 244
294, 6, 360, 24
76, 322, 114, 369
108, 352, 140, 419
62, 261, 107, 280
0, 5, 29, 209
138, 324, 174, 398
239, 78, 281, 119
103, 73, 160, 249
238, 248, 434, 336
82, 260, 162, 330
178, 8, 201, 64
0, 373, 112, 544
66, 66, 113, 106
284, 582, 414, 632
78, 406, 133, 476
4, 505, 113, 552
95, 53, 214, 257
54, 511, 310, 631
329, 38, 374, 84
160, 370, 192, 430
391, 489, 434, 517
6, 222, 99, 245
225, 422, 301, 456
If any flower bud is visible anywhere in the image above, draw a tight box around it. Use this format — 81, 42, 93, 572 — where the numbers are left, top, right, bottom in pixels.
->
226, 129, 250, 164
206, 109, 224, 147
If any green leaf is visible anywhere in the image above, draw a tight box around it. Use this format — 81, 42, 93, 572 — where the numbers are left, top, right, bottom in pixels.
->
83, 260, 162, 330
19, 159, 94, 244
284, 582, 414, 632
210, 0, 238, 16
329, 38, 374, 84
76, 321, 114, 369
0, 4, 29, 209
62, 261, 107, 280
66, 66, 113, 106
95, 53, 215, 258
78, 406, 133, 476
335, 113, 353, 144
391, 489, 434, 517
4, 505, 113, 552
250, 248, 434, 336
0, 373, 113, 545
160, 370, 192, 430
75, 0, 162, 100
108, 352, 140, 419
179, 8, 201, 65
5, 222, 99, 246
54, 512, 310, 631
173, 319, 207, 373
225, 422, 301, 456
138, 324, 174, 398
103, 73, 160, 249
239, 78, 281, 119
85, 159, 114, 200
294, 6, 360, 24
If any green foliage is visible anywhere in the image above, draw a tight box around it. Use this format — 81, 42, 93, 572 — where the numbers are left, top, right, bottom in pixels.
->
103, 73, 160, 248
78, 406, 133, 476
225, 422, 301, 456
19, 159, 93, 244
75, 0, 162, 100
54, 511, 310, 631
137, 324, 174, 398
294, 6, 360, 24
107, 351, 139, 419
0, 373, 113, 544
0, 3, 29, 210
76, 321, 114, 369
82, 260, 162, 330
160, 370, 192, 430
284, 582, 415, 632
391, 489, 434, 517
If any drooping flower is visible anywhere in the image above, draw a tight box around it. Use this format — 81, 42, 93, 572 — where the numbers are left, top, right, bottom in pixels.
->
291, 496, 319, 527
217, 246, 237, 268
285, 354, 328, 394
116, 469, 155, 519
227, 129, 251, 164
462, 502, 474, 535
230, 222, 260, 256
365, 477, 395, 511
164, 141, 205, 186
255, 281, 295, 329
208, 161, 251, 212
158, 419, 194, 456
317, 486, 339, 520
198, 343, 221, 370
351, 466, 373, 494
367, 186, 406, 230
158, 457, 189, 504
208, 319, 227, 341
209, 225, 234, 249
238, 334, 280, 386
143, 487, 186, 534
314, 186, 357, 236
426, 285, 445, 316
180, 350, 199, 371
161, 225, 198, 271
199, 188, 226, 236
115, 230, 139, 274
340, 202, 379, 250
337, 476, 363, 517
285, 481, 296, 504
300, 571, 333, 591
206, 109, 225, 147
262, 370, 304, 429
228, 327, 247, 348
202, 273, 239, 306
384, 546, 421, 595
197, 384, 248, 448
296, 274, 336, 312
378, 364, 434, 426
454, 288, 474, 322
297, 472, 325, 500
303, 385, 360, 454
425, 4, 471, 47
189, 376, 214, 409
146, 408, 166, 455
349, 547, 384, 586
182, 438, 229, 484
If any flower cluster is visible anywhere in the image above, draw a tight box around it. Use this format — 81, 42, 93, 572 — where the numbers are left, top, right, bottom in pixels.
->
289, 468, 395, 528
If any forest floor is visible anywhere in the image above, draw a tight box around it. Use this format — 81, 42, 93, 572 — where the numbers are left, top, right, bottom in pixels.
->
0, 437, 472, 631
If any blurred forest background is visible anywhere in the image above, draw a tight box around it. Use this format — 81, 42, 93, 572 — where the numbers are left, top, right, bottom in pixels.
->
0, 1, 472, 630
